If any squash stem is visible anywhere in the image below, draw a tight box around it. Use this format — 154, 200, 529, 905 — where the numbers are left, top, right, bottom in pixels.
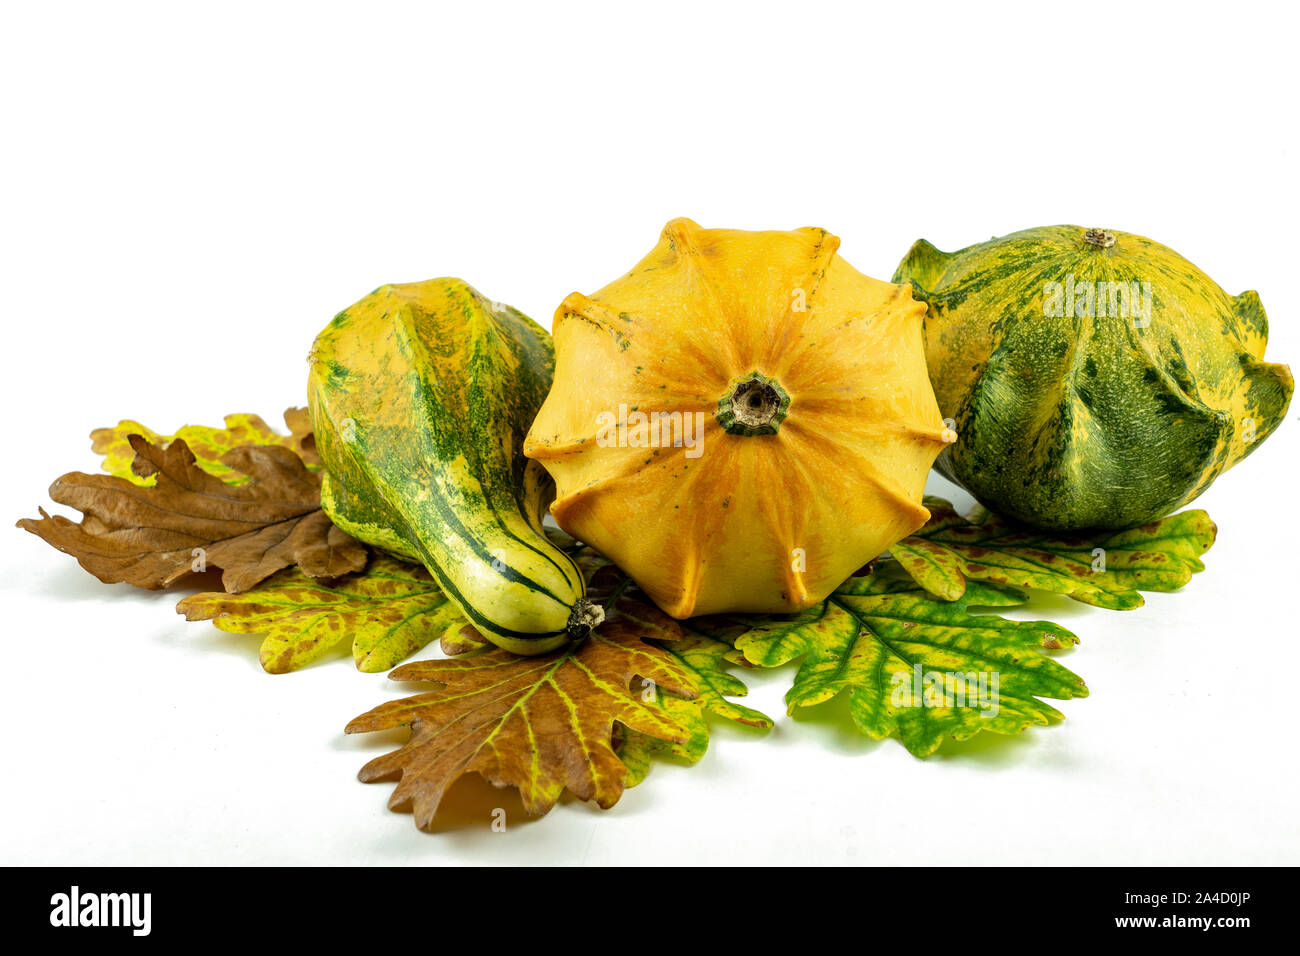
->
566, 597, 606, 642
1083, 228, 1116, 248
716, 372, 790, 436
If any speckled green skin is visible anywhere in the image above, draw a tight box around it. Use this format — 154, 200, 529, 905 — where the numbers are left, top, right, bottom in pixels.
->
308, 278, 586, 655
894, 226, 1293, 531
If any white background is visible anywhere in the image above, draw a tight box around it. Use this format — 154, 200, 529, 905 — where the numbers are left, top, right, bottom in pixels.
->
2, 1, 1296, 865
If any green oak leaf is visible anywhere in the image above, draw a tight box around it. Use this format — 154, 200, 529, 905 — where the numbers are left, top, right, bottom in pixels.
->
616, 689, 711, 789
890, 497, 1216, 609
662, 627, 774, 729
91, 408, 319, 486
617, 626, 773, 787
177, 554, 466, 673
733, 561, 1087, 757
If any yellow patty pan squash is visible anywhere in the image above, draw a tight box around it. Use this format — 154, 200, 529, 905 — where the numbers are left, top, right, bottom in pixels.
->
524, 218, 955, 618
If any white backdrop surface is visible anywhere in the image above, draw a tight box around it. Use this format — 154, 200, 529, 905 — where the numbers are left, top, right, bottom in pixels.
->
2, 1, 1296, 865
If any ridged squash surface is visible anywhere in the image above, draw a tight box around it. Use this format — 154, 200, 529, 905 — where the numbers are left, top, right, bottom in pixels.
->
894, 226, 1293, 530
526, 219, 954, 618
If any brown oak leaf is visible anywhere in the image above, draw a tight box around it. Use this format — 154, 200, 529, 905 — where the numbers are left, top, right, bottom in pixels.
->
89, 407, 321, 486
346, 605, 698, 829
17, 434, 365, 592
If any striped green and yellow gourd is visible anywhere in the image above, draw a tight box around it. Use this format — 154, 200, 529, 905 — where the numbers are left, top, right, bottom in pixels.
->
308, 278, 596, 655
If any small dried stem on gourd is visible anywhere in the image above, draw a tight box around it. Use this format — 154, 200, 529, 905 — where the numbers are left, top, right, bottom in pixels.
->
1084, 228, 1117, 248
731, 379, 782, 428
566, 597, 605, 643
716, 372, 791, 437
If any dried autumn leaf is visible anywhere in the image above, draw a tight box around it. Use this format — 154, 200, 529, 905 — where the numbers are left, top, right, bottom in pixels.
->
346, 553, 774, 826
438, 624, 488, 656
346, 615, 699, 828
91, 408, 319, 486
890, 497, 1217, 609
18, 434, 365, 592
616, 688, 710, 789
575, 558, 773, 784
177, 555, 465, 673
658, 626, 774, 729
733, 561, 1087, 757
616, 626, 773, 787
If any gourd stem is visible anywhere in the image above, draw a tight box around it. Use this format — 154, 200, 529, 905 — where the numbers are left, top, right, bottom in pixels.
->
1083, 228, 1116, 248
731, 380, 782, 428
716, 372, 791, 436
565, 597, 605, 643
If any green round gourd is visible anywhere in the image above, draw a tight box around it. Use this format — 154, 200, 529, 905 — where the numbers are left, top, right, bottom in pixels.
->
893, 225, 1293, 531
